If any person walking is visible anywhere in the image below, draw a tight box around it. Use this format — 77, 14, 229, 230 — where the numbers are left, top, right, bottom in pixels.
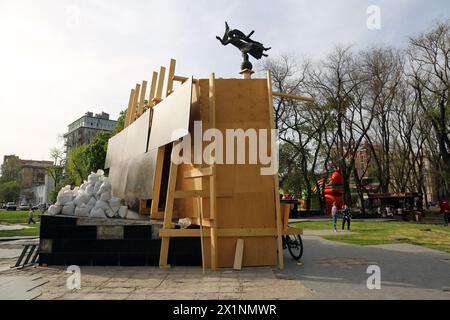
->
342, 204, 352, 231
27, 208, 36, 225
331, 202, 338, 232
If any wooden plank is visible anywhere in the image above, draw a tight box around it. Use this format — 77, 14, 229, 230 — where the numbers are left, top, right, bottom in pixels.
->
272, 91, 315, 103
148, 71, 158, 107
174, 190, 232, 199
233, 239, 245, 270
137, 80, 148, 117
197, 196, 206, 274
284, 227, 303, 236
159, 141, 180, 268
184, 167, 213, 179
218, 228, 277, 237
209, 73, 218, 271
150, 146, 166, 220
126, 83, 141, 127
159, 228, 279, 238
282, 203, 291, 232
267, 70, 284, 270
166, 59, 176, 96
173, 75, 189, 82
154, 66, 166, 102
173, 75, 200, 84
124, 89, 135, 128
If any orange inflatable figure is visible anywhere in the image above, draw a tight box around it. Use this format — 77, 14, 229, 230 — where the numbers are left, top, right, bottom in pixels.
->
317, 171, 345, 215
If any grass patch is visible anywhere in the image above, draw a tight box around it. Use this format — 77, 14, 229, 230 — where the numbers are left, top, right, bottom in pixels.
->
0, 225, 40, 238
292, 220, 450, 253
0, 210, 43, 224
0, 210, 42, 238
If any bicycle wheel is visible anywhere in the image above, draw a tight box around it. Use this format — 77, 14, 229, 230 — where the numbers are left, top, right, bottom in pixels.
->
286, 235, 303, 261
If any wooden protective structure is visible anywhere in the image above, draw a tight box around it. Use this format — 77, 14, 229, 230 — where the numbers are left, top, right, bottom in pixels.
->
110, 59, 311, 271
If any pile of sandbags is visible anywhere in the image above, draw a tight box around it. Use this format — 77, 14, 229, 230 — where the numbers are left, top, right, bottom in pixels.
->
48, 170, 128, 219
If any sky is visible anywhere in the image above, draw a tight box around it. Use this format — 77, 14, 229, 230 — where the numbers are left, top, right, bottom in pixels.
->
0, 0, 449, 165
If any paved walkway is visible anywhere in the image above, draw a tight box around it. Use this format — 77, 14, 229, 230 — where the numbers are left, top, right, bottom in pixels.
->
0, 234, 449, 300
279, 232, 450, 300
0, 266, 313, 300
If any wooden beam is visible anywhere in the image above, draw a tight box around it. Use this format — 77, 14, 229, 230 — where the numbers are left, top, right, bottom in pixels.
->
154, 66, 166, 101
272, 91, 315, 103
218, 228, 278, 237
159, 228, 280, 238
173, 75, 199, 84
137, 80, 148, 117
184, 167, 213, 179
150, 146, 166, 220
209, 73, 218, 271
159, 141, 180, 268
233, 239, 245, 270
284, 227, 303, 236
267, 70, 284, 271
126, 83, 140, 126
148, 71, 158, 107
174, 190, 232, 199
197, 196, 206, 274
173, 75, 189, 82
124, 89, 135, 128
166, 59, 176, 96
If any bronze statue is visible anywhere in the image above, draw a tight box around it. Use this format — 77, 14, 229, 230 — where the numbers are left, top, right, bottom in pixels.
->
216, 22, 271, 70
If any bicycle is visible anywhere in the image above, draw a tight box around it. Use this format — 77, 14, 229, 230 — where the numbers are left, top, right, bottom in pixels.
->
282, 234, 303, 261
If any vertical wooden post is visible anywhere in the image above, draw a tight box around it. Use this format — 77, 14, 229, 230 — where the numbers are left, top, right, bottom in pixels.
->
137, 80, 148, 117
159, 141, 180, 268
266, 70, 284, 270
126, 83, 140, 127
124, 89, 135, 129
209, 73, 218, 271
150, 146, 166, 219
197, 197, 206, 274
166, 59, 176, 97
154, 66, 166, 102
148, 71, 158, 106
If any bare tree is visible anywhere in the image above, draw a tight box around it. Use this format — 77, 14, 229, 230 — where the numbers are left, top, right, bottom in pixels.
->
407, 20, 450, 199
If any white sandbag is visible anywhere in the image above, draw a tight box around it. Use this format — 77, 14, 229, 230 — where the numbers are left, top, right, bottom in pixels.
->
98, 180, 112, 194
88, 172, 99, 184
48, 205, 62, 216
178, 218, 192, 229
87, 196, 97, 207
56, 189, 74, 206
118, 206, 128, 219
85, 184, 94, 197
105, 208, 116, 218
93, 180, 103, 195
80, 181, 88, 191
90, 207, 106, 219
96, 169, 105, 177
100, 191, 111, 202
75, 204, 91, 217
62, 201, 75, 216
74, 192, 90, 206
109, 197, 122, 213
94, 200, 111, 211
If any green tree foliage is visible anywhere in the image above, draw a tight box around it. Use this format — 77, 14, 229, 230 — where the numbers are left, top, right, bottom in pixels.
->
65, 144, 89, 186
85, 131, 112, 173
112, 110, 126, 135
0, 155, 22, 183
0, 181, 20, 203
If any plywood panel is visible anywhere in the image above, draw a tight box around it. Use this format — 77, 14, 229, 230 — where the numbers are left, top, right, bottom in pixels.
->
196, 78, 277, 268
148, 78, 193, 150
